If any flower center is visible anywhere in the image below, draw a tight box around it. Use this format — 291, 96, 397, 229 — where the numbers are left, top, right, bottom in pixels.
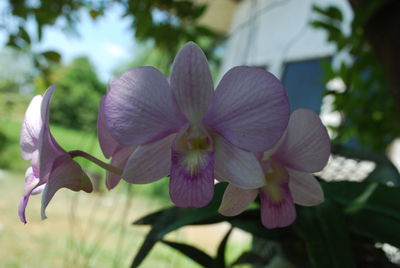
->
175, 126, 213, 175
262, 162, 286, 203
177, 126, 211, 152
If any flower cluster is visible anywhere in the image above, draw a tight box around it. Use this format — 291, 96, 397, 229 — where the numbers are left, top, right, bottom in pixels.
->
19, 42, 330, 228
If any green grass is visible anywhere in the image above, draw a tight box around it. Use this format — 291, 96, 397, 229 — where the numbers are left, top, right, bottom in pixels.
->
0, 171, 252, 268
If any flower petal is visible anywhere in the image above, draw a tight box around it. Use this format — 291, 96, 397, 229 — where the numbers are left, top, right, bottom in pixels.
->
272, 109, 330, 173
106, 146, 136, 190
18, 167, 42, 223
214, 135, 265, 189
38, 86, 66, 179
104, 67, 186, 146
41, 155, 93, 220
218, 184, 258, 216
24, 167, 44, 195
259, 185, 296, 229
169, 139, 215, 207
20, 95, 43, 160
98, 96, 120, 158
288, 169, 324, 206
170, 42, 214, 125
204, 66, 289, 152
122, 134, 175, 184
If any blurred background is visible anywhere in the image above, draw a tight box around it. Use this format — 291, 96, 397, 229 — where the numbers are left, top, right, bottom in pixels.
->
0, 0, 400, 267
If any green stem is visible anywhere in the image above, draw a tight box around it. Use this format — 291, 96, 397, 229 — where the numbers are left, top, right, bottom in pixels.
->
68, 150, 123, 175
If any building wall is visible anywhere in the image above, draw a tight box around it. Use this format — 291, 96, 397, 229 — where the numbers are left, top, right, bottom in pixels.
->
220, 0, 353, 78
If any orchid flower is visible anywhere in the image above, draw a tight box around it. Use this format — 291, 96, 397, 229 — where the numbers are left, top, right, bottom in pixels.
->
97, 96, 135, 189
219, 109, 331, 228
19, 85, 93, 223
103, 42, 290, 207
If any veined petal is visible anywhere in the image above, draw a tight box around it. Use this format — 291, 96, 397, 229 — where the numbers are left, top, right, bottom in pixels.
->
272, 109, 330, 173
170, 136, 215, 207
214, 135, 264, 189
218, 184, 258, 216
38, 86, 65, 179
41, 155, 93, 220
122, 134, 175, 184
204, 66, 289, 152
259, 185, 296, 229
288, 169, 324, 206
106, 145, 136, 190
20, 95, 43, 160
98, 96, 120, 158
104, 67, 186, 146
170, 42, 214, 125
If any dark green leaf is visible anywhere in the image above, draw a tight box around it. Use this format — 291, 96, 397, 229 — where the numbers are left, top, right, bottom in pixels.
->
229, 251, 271, 267
131, 182, 228, 267
161, 240, 214, 267
323, 181, 400, 219
295, 201, 356, 268
215, 227, 233, 267
18, 26, 31, 44
41, 50, 61, 63
348, 210, 400, 248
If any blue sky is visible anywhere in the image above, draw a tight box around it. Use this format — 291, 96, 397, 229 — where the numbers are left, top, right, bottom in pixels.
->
1, 4, 137, 83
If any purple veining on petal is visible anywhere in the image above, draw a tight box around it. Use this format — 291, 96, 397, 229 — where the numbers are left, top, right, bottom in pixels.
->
271, 109, 330, 173
98, 96, 120, 158
123, 134, 175, 184
170, 42, 214, 125
104, 66, 187, 146
259, 183, 296, 229
204, 66, 290, 152
169, 130, 215, 207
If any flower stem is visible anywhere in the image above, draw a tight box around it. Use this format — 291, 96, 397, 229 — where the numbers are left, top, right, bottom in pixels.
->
68, 150, 123, 175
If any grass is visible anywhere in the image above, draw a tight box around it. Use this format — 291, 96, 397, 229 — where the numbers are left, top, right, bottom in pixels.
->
0, 171, 252, 267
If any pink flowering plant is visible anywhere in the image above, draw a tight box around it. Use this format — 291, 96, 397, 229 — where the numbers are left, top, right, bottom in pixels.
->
24, 42, 400, 268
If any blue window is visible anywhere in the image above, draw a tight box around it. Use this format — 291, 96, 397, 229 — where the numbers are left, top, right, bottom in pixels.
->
281, 58, 329, 114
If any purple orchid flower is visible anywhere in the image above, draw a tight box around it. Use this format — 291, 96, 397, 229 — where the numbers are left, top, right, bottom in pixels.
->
19, 85, 93, 223
103, 42, 290, 207
219, 109, 331, 228
97, 96, 135, 190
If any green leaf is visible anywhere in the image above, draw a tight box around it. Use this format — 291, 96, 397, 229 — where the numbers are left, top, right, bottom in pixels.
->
161, 240, 214, 267
215, 227, 233, 267
41, 50, 61, 63
323, 181, 400, 247
295, 201, 356, 268
323, 181, 400, 219
229, 251, 271, 267
18, 26, 31, 44
131, 182, 228, 267
348, 210, 400, 248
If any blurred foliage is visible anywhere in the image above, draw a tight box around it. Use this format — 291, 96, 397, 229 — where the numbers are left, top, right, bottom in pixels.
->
311, 4, 400, 152
35, 57, 104, 132
131, 172, 400, 268
2, 0, 223, 79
